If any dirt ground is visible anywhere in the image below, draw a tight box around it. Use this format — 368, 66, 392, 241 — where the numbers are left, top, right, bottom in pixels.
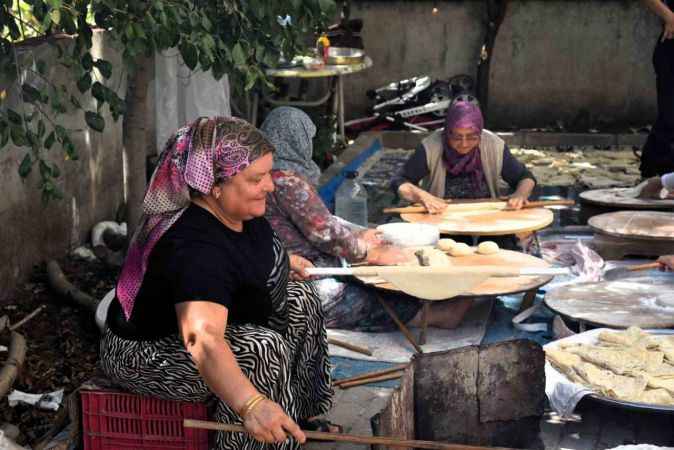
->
0, 258, 118, 445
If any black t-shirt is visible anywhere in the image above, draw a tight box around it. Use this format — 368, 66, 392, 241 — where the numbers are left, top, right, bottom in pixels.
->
107, 204, 289, 340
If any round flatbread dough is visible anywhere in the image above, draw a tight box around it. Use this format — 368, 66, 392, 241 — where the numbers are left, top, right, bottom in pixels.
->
437, 238, 456, 252
477, 241, 500, 255
449, 242, 474, 257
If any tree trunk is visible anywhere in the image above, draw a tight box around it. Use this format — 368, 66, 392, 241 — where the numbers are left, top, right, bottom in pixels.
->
124, 55, 152, 239
476, 0, 509, 123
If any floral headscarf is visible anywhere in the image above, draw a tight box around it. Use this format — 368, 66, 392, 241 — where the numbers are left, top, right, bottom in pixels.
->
442, 101, 486, 191
261, 106, 321, 186
116, 116, 274, 319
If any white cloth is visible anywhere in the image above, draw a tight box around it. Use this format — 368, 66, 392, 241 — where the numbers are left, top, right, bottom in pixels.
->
661, 172, 674, 190
153, 49, 231, 151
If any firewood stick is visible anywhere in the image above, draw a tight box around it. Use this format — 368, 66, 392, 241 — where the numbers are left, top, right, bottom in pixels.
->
0, 332, 26, 398
333, 363, 409, 386
46, 260, 98, 314
183, 420, 518, 450
9, 304, 46, 331
327, 338, 372, 356
338, 371, 404, 389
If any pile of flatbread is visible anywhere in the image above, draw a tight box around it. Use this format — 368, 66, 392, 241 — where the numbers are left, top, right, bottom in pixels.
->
545, 327, 674, 405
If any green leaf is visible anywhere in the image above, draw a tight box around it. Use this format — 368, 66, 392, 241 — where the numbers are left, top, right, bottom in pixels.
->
54, 125, 67, 140
47, 0, 63, 8
39, 159, 52, 178
93, 59, 112, 79
44, 131, 56, 149
63, 139, 77, 160
10, 126, 27, 146
7, 110, 22, 126
201, 15, 212, 32
179, 42, 198, 70
0, 127, 9, 148
21, 84, 42, 103
85, 111, 105, 132
91, 82, 107, 103
232, 43, 246, 66
81, 52, 93, 70
49, 8, 61, 25
70, 95, 81, 109
18, 153, 32, 177
77, 73, 92, 93
51, 163, 61, 178
37, 119, 46, 138
318, 0, 336, 14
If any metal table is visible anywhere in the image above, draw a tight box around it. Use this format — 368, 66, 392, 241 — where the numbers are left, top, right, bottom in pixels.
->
258, 57, 373, 142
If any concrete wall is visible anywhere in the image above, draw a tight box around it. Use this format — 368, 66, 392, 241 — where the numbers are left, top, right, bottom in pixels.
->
347, 0, 486, 118
489, 1, 660, 130
348, 0, 661, 129
0, 32, 126, 298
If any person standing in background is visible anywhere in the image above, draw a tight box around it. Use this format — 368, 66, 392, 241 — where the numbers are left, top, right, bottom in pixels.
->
640, 0, 674, 177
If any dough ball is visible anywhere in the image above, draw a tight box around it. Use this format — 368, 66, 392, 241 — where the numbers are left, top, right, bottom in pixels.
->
449, 242, 474, 257
477, 241, 500, 255
437, 238, 456, 252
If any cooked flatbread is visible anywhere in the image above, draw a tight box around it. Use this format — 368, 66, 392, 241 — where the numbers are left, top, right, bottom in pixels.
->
639, 388, 674, 405
565, 344, 663, 375
550, 328, 674, 406
597, 326, 656, 349
574, 362, 647, 400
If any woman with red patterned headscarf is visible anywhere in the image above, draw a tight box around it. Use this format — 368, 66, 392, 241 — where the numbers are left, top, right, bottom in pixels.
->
100, 117, 334, 449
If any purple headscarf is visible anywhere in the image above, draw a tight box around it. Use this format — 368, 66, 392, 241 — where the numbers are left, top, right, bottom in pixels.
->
441, 101, 486, 192
116, 116, 274, 319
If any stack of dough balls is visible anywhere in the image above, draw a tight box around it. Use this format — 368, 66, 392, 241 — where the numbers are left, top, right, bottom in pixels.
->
436, 239, 500, 256
545, 326, 674, 405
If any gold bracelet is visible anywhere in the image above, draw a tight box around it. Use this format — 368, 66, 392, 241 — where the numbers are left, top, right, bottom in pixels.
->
239, 393, 266, 419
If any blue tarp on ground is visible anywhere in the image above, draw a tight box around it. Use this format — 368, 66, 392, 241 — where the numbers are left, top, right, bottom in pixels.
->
318, 138, 383, 212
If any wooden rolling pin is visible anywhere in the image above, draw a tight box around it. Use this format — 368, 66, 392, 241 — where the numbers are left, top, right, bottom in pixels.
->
306, 265, 568, 278
383, 199, 575, 214
183, 420, 519, 450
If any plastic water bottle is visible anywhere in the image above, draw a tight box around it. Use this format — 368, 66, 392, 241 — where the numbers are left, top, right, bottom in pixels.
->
335, 171, 368, 227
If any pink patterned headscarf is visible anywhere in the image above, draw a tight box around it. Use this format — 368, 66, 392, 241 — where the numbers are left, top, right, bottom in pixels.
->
441, 101, 486, 192
116, 116, 274, 319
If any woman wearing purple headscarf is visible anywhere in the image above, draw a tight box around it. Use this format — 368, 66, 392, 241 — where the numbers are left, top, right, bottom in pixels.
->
100, 117, 334, 449
391, 101, 536, 214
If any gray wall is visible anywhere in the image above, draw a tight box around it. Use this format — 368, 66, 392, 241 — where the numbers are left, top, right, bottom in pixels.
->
348, 0, 661, 129
0, 32, 126, 298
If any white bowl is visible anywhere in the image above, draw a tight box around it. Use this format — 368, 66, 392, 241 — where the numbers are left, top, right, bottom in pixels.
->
376, 223, 440, 248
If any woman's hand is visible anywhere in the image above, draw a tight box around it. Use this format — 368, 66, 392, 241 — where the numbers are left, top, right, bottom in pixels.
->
419, 192, 447, 214
244, 398, 306, 445
657, 255, 674, 271
366, 245, 410, 266
360, 229, 385, 247
507, 194, 529, 210
638, 177, 663, 199
663, 10, 674, 41
289, 254, 315, 281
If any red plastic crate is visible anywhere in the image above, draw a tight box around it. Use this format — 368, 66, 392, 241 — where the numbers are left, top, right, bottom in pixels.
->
81, 389, 209, 450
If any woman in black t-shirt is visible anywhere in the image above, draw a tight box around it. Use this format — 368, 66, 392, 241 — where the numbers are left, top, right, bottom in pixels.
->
100, 117, 332, 449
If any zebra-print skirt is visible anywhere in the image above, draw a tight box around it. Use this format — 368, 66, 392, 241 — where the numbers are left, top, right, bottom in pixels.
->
99, 281, 333, 449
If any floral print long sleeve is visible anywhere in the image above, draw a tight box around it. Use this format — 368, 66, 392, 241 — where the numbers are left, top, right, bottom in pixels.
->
265, 170, 368, 264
